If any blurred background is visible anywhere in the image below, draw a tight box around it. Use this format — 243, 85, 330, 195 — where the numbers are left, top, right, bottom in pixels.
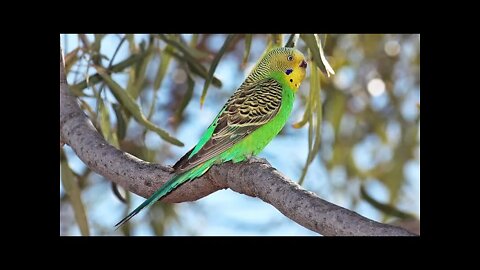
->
60, 34, 420, 236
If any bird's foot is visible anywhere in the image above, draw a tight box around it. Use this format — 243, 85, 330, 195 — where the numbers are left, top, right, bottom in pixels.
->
163, 165, 175, 173
247, 156, 270, 165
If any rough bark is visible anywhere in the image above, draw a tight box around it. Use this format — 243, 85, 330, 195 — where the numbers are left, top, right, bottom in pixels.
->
60, 47, 416, 236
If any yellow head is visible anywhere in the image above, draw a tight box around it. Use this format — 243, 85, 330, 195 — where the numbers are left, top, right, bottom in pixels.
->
247, 47, 307, 92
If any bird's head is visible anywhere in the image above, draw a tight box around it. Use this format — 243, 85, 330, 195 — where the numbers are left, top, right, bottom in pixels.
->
253, 47, 307, 92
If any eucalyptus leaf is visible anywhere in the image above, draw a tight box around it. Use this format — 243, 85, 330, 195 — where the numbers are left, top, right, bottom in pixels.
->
200, 34, 235, 107
243, 34, 252, 65
285, 34, 299, 48
360, 185, 416, 219
60, 150, 90, 236
158, 34, 222, 88
112, 103, 127, 141
157, 34, 210, 59
129, 37, 155, 99
300, 34, 335, 77
95, 65, 184, 146
272, 34, 283, 47
298, 61, 323, 185
153, 45, 174, 91
71, 52, 149, 94
64, 47, 80, 74
98, 99, 119, 148
174, 69, 195, 122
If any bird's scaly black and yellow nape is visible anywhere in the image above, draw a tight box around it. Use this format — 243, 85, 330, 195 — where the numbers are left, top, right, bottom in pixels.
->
114, 47, 307, 229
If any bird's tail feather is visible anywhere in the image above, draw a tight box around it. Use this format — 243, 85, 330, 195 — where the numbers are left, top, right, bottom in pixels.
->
114, 160, 215, 229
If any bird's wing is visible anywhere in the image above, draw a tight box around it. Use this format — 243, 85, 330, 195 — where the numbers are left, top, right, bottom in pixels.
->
173, 78, 283, 173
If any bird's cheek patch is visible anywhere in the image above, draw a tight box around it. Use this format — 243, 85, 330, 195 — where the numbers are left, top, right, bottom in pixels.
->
285, 69, 293, 75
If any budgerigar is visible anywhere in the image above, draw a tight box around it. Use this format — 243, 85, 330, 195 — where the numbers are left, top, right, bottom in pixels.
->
115, 46, 307, 228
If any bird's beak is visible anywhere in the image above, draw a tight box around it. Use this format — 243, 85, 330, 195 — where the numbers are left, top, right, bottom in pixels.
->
299, 59, 307, 69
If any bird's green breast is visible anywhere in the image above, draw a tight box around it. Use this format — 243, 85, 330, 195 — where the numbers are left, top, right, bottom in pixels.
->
220, 83, 295, 163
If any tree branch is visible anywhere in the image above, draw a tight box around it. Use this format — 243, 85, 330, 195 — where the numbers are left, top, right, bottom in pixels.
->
60, 46, 416, 236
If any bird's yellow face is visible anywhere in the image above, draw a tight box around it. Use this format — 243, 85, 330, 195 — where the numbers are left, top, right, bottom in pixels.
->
247, 47, 307, 92
269, 48, 307, 92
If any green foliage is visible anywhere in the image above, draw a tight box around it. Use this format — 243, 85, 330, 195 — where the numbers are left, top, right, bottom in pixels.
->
296, 58, 323, 185
300, 34, 335, 77
95, 65, 184, 146
60, 34, 420, 235
243, 34, 253, 65
70, 52, 150, 96
157, 34, 222, 88
271, 34, 283, 47
200, 34, 235, 107
60, 149, 90, 236
285, 34, 298, 48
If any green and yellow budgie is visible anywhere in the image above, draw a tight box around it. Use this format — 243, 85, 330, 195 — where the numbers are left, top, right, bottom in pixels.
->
115, 47, 307, 228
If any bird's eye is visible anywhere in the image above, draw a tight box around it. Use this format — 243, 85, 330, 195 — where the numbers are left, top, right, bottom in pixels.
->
287, 55, 293, 61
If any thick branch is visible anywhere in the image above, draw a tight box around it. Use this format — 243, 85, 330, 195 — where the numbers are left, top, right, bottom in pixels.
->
60, 47, 416, 236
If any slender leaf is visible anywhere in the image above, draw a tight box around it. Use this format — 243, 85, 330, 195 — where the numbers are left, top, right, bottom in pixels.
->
242, 34, 252, 65
300, 34, 335, 77
200, 34, 235, 107
272, 34, 283, 47
165, 49, 222, 88
98, 99, 119, 148
92, 34, 105, 49
187, 61, 222, 88
78, 34, 90, 48
95, 65, 184, 146
60, 150, 90, 236
285, 34, 299, 48
311, 67, 323, 160
124, 34, 137, 99
327, 90, 346, 140
71, 52, 149, 94
107, 36, 126, 68
190, 34, 199, 47
316, 34, 335, 75
95, 36, 128, 99
298, 62, 323, 185
64, 47, 80, 74
129, 37, 155, 99
153, 45, 174, 91
91, 34, 106, 65
112, 103, 127, 141
292, 83, 313, 129
79, 99, 97, 120
98, 98, 109, 137
299, 105, 314, 185
374, 122, 388, 143
157, 34, 210, 60
360, 185, 416, 219
125, 34, 137, 53
148, 45, 175, 120
158, 34, 222, 88
111, 182, 127, 204
174, 68, 195, 122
